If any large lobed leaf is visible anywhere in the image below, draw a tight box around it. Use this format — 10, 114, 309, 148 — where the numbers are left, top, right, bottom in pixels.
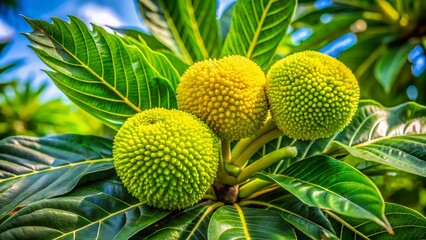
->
329, 203, 426, 239
0, 134, 113, 219
208, 205, 296, 239
134, 201, 214, 239
257, 155, 392, 233
248, 190, 338, 240
221, 0, 296, 70
326, 100, 426, 177
252, 100, 426, 177
138, 0, 221, 64
0, 179, 170, 239
24, 16, 179, 130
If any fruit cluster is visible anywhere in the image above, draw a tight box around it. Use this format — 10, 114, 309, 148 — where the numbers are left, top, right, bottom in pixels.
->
113, 51, 360, 210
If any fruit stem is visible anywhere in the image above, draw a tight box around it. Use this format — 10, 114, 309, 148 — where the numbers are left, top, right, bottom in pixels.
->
236, 146, 297, 184
217, 140, 238, 185
231, 116, 276, 160
232, 128, 284, 167
222, 139, 232, 163
238, 178, 272, 199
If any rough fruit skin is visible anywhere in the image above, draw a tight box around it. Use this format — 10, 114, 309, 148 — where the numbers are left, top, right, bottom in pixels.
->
177, 55, 268, 140
266, 51, 360, 140
113, 108, 219, 210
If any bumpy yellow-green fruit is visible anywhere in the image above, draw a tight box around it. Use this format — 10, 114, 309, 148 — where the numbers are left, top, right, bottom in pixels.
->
113, 108, 219, 210
177, 55, 268, 140
266, 51, 360, 140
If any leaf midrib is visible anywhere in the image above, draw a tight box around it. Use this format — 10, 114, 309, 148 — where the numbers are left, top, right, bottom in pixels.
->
158, 0, 194, 64
27, 19, 143, 113
53, 201, 145, 239
246, 0, 276, 59
353, 133, 425, 149
271, 174, 381, 222
0, 158, 113, 183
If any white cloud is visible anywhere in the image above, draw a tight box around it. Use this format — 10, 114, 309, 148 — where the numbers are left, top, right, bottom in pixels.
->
0, 19, 15, 41
78, 3, 122, 28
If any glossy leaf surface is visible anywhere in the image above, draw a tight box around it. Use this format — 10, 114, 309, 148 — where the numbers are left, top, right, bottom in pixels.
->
0, 179, 169, 239
257, 155, 391, 232
221, 0, 296, 70
0, 134, 113, 218
208, 205, 296, 239
24, 16, 179, 130
138, 0, 221, 63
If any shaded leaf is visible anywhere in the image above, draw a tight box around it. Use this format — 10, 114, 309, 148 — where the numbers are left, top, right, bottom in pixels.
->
24, 16, 178, 130
251, 100, 426, 176
257, 155, 392, 232
221, 0, 296, 70
138, 0, 221, 63
208, 205, 296, 239
251, 190, 338, 240
0, 134, 113, 218
329, 203, 426, 239
134, 201, 216, 239
0, 179, 170, 239
374, 43, 415, 93
326, 134, 426, 177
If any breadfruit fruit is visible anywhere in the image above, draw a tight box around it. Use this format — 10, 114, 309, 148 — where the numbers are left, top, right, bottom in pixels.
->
113, 108, 220, 210
177, 55, 268, 140
266, 51, 360, 140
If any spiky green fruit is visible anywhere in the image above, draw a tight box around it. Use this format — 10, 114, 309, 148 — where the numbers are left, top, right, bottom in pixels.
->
266, 51, 360, 140
113, 108, 220, 210
177, 55, 268, 140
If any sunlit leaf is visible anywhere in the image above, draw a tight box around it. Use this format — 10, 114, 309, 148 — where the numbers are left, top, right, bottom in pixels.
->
257, 155, 392, 233
208, 205, 296, 239
0, 179, 170, 239
24, 16, 179, 130
0, 134, 113, 218
221, 0, 296, 70
138, 0, 221, 64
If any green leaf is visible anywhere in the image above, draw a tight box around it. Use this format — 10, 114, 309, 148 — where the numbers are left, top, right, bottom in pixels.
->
111, 27, 170, 51
0, 134, 113, 218
23, 16, 179, 130
113, 28, 189, 75
325, 101, 426, 176
256, 155, 392, 233
0, 179, 170, 239
219, 2, 235, 41
374, 43, 415, 93
252, 100, 426, 175
251, 190, 338, 240
326, 135, 426, 177
138, 0, 221, 64
134, 201, 218, 239
329, 203, 426, 239
221, 0, 296, 70
208, 205, 296, 239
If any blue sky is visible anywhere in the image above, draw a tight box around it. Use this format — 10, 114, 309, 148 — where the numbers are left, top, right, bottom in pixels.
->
0, 0, 234, 99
